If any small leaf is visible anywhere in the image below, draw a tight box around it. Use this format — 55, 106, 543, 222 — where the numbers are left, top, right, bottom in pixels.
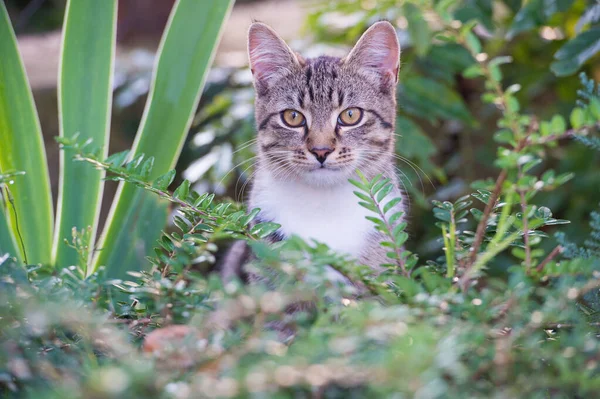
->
551, 27, 600, 76
463, 64, 484, 78
550, 115, 566, 134
372, 177, 389, 195
464, 32, 481, 54
403, 3, 432, 56
389, 211, 404, 225
383, 197, 402, 214
173, 180, 191, 200
153, 170, 176, 190
348, 178, 367, 191
140, 157, 155, 179
358, 201, 379, 213
395, 232, 409, 247
241, 208, 260, 226
105, 150, 130, 167
376, 183, 394, 202
570, 107, 585, 128
251, 222, 281, 238
353, 191, 372, 203
393, 222, 408, 238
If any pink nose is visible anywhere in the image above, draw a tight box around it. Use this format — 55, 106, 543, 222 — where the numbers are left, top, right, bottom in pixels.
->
310, 147, 334, 164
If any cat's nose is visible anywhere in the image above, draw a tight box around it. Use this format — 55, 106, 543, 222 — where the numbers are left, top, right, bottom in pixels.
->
309, 147, 334, 164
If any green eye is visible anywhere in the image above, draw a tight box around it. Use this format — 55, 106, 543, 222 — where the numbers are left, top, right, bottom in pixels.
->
281, 109, 306, 127
338, 107, 363, 126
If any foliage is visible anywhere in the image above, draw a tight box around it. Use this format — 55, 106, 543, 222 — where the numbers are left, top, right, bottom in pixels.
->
3, 0, 600, 398
0, 0, 232, 276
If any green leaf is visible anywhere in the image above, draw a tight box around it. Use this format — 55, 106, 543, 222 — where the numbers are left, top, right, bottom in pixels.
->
152, 170, 176, 190
383, 198, 403, 214
348, 178, 368, 191
454, 0, 494, 31
488, 56, 513, 68
93, 0, 233, 277
389, 211, 404, 225
395, 116, 437, 173
550, 115, 566, 134
403, 3, 432, 57
551, 27, 600, 76
402, 77, 475, 125
395, 231, 409, 247
241, 208, 260, 226
570, 108, 585, 128
508, 0, 574, 39
464, 32, 482, 54
52, 0, 117, 268
139, 157, 155, 179
251, 222, 281, 239
353, 191, 372, 203
376, 183, 394, 203
173, 180, 191, 200
358, 201, 379, 213
105, 150, 130, 167
372, 177, 389, 195
590, 98, 600, 120
365, 216, 384, 227
0, 3, 54, 264
463, 64, 484, 78
0, 187, 20, 259
393, 222, 408, 238
494, 129, 514, 144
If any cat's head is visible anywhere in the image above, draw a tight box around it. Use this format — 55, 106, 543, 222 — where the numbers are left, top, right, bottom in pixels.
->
248, 21, 400, 186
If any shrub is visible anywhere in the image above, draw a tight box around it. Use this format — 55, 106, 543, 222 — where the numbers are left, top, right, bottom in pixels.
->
2, 1, 600, 398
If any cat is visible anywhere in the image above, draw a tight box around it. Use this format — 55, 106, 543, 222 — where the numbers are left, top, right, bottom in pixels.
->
221, 21, 404, 281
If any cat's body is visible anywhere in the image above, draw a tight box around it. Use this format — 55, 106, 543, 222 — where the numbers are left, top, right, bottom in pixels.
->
250, 168, 398, 265
222, 21, 403, 279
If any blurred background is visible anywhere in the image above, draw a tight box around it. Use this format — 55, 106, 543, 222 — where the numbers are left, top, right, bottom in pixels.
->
5, 0, 600, 266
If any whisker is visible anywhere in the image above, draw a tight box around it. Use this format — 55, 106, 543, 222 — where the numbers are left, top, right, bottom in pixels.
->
232, 138, 258, 154
218, 155, 258, 188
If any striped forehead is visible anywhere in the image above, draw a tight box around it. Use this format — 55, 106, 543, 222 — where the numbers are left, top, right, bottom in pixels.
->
298, 57, 347, 110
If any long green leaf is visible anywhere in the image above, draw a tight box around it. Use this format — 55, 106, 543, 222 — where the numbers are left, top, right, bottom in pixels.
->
93, 0, 233, 276
52, 0, 117, 268
0, 187, 20, 259
0, 3, 53, 264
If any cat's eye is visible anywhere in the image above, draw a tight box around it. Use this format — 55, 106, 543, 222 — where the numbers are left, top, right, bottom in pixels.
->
338, 107, 363, 126
281, 109, 306, 128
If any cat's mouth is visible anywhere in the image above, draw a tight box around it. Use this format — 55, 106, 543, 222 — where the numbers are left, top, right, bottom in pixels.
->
308, 164, 345, 174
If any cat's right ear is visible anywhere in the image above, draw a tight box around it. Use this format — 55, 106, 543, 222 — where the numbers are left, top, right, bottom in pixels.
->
248, 23, 301, 91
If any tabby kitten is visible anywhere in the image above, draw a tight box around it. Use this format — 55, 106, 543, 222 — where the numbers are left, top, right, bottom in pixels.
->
224, 21, 403, 277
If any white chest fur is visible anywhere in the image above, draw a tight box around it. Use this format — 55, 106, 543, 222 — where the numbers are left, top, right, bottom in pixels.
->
250, 174, 374, 257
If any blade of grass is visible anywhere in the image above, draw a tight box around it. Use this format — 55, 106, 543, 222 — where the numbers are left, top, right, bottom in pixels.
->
52, 0, 117, 268
0, 2, 53, 264
92, 0, 233, 277
0, 186, 20, 260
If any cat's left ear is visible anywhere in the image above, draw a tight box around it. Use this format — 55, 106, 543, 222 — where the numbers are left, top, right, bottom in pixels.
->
345, 21, 400, 83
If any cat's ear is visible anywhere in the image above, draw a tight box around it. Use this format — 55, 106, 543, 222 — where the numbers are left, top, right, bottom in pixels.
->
345, 21, 400, 83
248, 22, 301, 90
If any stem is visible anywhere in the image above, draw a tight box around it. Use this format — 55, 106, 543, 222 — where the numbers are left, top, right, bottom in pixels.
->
76, 155, 216, 221
536, 245, 563, 273
518, 171, 532, 269
442, 224, 454, 278
367, 188, 408, 277
468, 169, 508, 266
461, 230, 522, 289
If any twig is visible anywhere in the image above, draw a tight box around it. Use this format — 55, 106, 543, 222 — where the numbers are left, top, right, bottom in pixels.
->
518, 188, 531, 269
467, 169, 508, 266
76, 155, 217, 221
536, 245, 563, 273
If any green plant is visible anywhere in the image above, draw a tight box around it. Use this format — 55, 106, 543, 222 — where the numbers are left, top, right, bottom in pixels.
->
4, 0, 600, 398
0, 0, 233, 276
